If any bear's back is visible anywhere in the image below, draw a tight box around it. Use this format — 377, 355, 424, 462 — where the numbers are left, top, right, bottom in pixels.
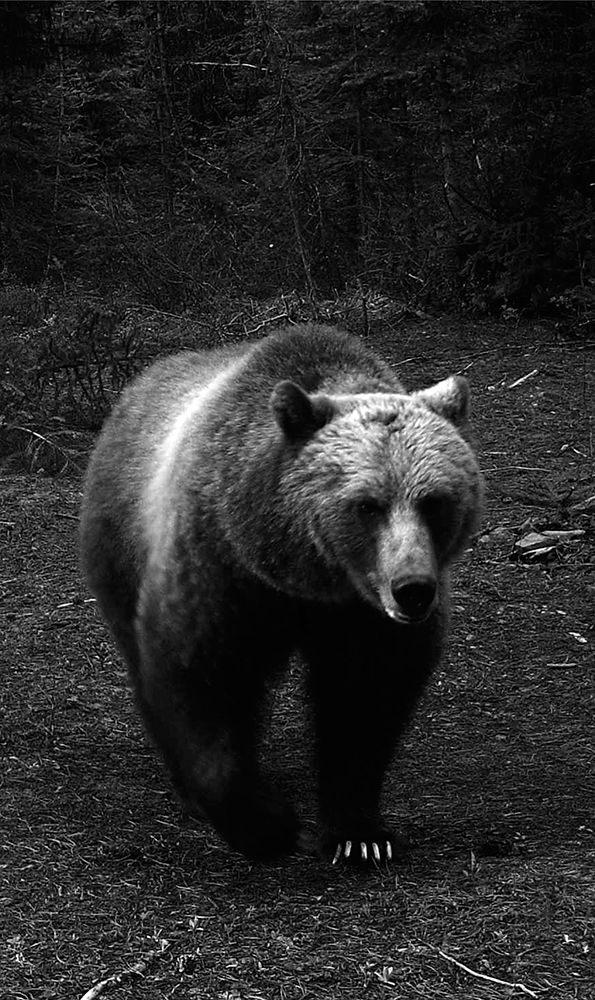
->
80, 343, 251, 583
81, 325, 405, 589
228, 324, 402, 399
195, 325, 404, 455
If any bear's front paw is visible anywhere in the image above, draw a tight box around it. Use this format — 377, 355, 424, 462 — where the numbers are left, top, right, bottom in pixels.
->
324, 828, 406, 867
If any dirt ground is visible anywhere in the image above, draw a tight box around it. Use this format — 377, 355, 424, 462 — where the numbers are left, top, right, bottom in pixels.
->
2, 318, 594, 999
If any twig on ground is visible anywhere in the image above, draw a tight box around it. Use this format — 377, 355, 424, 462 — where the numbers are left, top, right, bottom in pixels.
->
506, 369, 539, 389
243, 311, 292, 336
481, 466, 551, 473
437, 949, 539, 997
78, 943, 170, 1000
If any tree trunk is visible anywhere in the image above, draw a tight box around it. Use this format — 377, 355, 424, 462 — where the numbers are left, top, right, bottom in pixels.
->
438, 57, 461, 222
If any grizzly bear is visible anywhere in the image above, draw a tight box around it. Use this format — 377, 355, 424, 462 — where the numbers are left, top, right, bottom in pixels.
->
80, 324, 482, 865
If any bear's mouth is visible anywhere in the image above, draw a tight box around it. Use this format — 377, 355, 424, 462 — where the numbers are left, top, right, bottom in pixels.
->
382, 601, 434, 625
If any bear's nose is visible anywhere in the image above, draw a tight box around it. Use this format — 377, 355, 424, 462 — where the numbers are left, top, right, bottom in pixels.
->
391, 577, 437, 621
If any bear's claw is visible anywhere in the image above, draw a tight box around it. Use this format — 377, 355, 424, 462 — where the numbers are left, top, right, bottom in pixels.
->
331, 837, 393, 865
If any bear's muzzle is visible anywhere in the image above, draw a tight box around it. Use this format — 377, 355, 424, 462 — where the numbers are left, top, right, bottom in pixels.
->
389, 574, 437, 623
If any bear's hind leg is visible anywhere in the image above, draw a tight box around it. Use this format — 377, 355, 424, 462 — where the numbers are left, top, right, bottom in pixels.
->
81, 523, 141, 678
135, 612, 299, 861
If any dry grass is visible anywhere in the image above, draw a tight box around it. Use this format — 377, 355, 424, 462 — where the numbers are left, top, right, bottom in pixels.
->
1, 317, 594, 999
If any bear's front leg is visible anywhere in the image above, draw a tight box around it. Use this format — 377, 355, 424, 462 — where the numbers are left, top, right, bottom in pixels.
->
135, 582, 299, 861
301, 604, 441, 866
311, 684, 407, 867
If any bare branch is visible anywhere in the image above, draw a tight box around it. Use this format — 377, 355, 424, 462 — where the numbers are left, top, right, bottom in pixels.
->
437, 949, 540, 998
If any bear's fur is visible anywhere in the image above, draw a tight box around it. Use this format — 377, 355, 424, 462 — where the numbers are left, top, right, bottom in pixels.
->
80, 324, 482, 864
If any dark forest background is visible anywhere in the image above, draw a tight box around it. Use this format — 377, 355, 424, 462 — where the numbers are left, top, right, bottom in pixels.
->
2, 0, 595, 469
2, 0, 595, 317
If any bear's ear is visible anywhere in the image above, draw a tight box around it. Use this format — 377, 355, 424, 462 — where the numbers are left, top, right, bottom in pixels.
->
414, 375, 470, 427
271, 380, 334, 440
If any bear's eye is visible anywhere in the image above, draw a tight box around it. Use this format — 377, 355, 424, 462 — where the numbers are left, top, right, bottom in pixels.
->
419, 493, 454, 536
355, 498, 386, 520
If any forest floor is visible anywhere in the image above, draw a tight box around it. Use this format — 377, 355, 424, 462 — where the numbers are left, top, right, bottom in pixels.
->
1, 315, 595, 1000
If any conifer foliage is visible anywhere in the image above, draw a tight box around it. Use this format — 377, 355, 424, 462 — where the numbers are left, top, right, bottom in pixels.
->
1, 0, 594, 313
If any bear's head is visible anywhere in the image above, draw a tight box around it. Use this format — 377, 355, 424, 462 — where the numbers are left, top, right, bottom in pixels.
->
270, 377, 482, 623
